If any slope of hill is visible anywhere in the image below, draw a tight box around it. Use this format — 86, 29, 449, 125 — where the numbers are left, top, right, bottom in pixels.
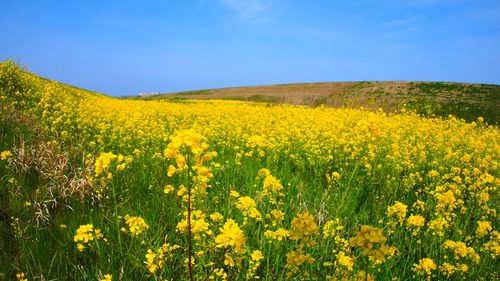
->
132, 81, 500, 124
2, 61, 500, 280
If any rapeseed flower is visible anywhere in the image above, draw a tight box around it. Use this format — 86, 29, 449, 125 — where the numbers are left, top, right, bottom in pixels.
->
412, 258, 436, 278
73, 224, 103, 251
289, 212, 318, 245
215, 219, 246, 254
123, 214, 149, 236
0, 150, 12, 160
100, 274, 112, 281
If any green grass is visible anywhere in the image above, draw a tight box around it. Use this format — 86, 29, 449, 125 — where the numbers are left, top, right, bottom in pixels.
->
1, 61, 499, 280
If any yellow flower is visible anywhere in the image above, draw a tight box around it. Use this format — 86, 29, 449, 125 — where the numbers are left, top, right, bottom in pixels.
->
209, 212, 224, 222
439, 262, 469, 277
236, 196, 262, 222
144, 243, 180, 274
16, 272, 28, 281
224, 254, 235, 267
335, 251, 354, 271
406, 214, 425, 235
95, 152, 117, 176
77, 243, 85, 251
443, 240, 480, 263
167, 165, 176, 177
215, 219, 246, 254
163, 184, 174, 194
177, 186, 187, 197
266, 209, 285, 226
356, 271, 374, 281
412, 258, 436, 277
74, 224, 95, 243
73, 224, 103, 251
428, 217, 449, 236
251, 250, 264, 262
0, 150, 13, 160
116, 163, 126, 171
100, 274, 112, 281
427, 170, 440, 177
213, 268, 227, 280
176, 210, 211, 238
285, 248, 315, 277
440, 262, 456, 277
145, 249, 161, 274
349, 225, 395, 263
289, 213, 318, 244
476, 220, 492, 237
435, 190, 457, 213
387, 201, 407, 219
123, 214, 149, 236
264, 228, 290, 241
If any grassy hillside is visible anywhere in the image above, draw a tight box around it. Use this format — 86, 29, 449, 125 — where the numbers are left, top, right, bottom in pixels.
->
133, 81, 500, 124
1, 61, 499, 280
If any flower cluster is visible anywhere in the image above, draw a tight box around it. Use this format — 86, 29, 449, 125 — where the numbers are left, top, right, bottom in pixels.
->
0, 150, 12, 160
247, 250, 264, 279
264, 228, 290, 241
412, 258, 436, 279
215, 219, 246, 255
235, 196, 262, 223
73, 224, 103, 251
176, 210, 212, 240
121, 214, 149, 236
289, 212, 319, 245
285, 213, 319, 277
406, 214, 425, 236
443, 240, 480, 263
349, 225, 395, 263
386, 201, 408, 226
257, 168, 284, 205
144, 243, 181, 274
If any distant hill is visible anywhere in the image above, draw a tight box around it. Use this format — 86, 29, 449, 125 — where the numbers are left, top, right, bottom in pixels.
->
129, 81, 500, 124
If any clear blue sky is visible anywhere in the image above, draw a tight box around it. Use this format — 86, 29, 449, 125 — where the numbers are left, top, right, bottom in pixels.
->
1, 0, 499, 96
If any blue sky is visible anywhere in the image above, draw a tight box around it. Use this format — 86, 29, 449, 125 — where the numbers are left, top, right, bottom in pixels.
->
1, 0, 499, 96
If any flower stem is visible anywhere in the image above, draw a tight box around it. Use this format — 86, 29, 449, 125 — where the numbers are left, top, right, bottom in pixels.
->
187, 153, 194, 281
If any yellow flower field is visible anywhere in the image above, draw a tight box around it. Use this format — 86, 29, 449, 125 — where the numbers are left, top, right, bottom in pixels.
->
0, 60, 499, 280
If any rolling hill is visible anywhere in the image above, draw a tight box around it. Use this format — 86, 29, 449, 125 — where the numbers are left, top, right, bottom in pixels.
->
130, 81, 500, 124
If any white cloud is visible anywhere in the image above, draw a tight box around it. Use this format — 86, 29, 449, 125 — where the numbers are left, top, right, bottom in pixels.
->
219, 0, 272, 24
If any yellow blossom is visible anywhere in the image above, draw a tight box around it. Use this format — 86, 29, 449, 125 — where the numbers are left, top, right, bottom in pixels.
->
289, 212, 319, 244
73, 224, 103, 251
413, 258, 436, 277
215, 219, 246, 254
123, 214, 149, 236
163, 184, 174, 194
236, 196, 262, 222
0, 150, 12, 160
335, 251, 354, 271
100, 274, 112, 281
476, 220, 492, 237
209, 212, 224, 222
16, 273, 28, 281
406, 214, 425, 235
251, 250, 264, 262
